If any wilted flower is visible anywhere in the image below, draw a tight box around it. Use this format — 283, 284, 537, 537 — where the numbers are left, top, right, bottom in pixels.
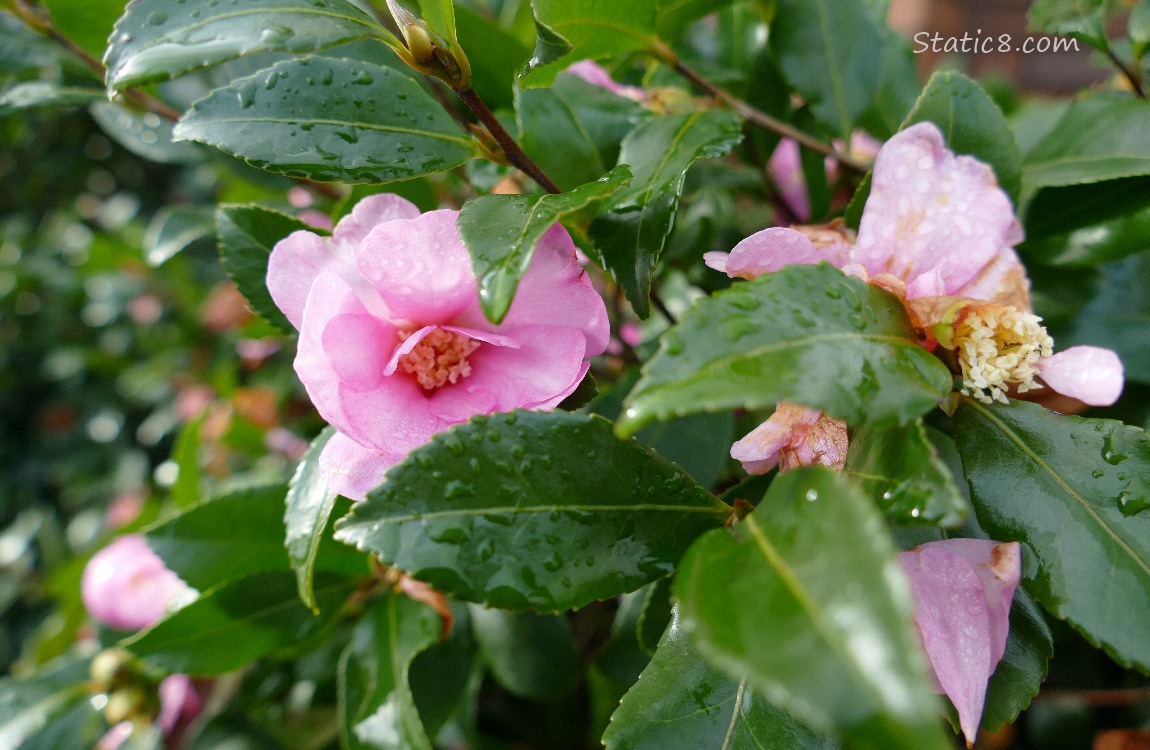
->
899, 539, 1022, 747
267, 194, 609, 500
730, 401, 847, 476
81, 534, 192, 631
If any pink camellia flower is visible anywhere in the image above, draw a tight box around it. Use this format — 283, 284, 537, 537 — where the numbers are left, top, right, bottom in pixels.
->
82, 535, 192, 630
706, 122, 1122, 445
96, 675, 203, 750
565, 60, 646, 101
769, 132, 882, 222
730, 401, 847, 476
267, 194, 609, 500
899, 539, 1022, 747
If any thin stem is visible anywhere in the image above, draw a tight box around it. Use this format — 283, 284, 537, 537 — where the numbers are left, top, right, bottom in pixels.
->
455, 88, 563, 194
1103, 45, 1146, 98
663, 52, 868, 176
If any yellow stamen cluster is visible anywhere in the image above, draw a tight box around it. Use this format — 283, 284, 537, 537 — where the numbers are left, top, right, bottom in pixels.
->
953, 305, 1053, 404
398, 328, 480, 390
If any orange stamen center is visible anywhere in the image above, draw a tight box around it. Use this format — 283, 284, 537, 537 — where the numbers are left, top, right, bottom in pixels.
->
397, 328, 480, 390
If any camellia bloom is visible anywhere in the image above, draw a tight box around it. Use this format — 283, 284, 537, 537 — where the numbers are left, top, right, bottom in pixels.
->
705, 121, 1123, 472
899, 539, 1022, 747
565, 60, 645, 101
730, 401, 847, 475
769, 132, 882, 222
268, 195, 609, 500
81, 534, 192, 630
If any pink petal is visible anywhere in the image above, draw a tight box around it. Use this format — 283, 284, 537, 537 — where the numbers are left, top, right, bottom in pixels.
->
855, 122, 1022, 295
769, 139, 811, 221
564, 60, 644, 100
719, 227, 839, 280
899, 539, 1021, 746
332, 193, 421, 247
267, 229, 363, 331
319, 431, 407, 501
356, 209, 477, 323
729, 403, 822, 475
703, 251, 729, 274
1037, 346, 1125, 407
81, 535, 191, 630
454, 224, 610, 357
951, 247, 1031, 308
157, 675, 201, 735
781, 410, 848, 472
322, 313, 395, 391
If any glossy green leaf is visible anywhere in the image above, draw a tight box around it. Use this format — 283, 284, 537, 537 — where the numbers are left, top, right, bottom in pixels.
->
338, 593, 439, 750
846, 419, 968, 527
335, 410, 731, 612
123, 571, 358, 674
104, 0, 388, 91
456, 5, 531, 110
408, 604, 476, 736
604, 609, 839, 750
170, 412, 206, 510
458, 166, 631, 323
416, 0, 456, 44
175, 58, 477, 184
769, 0, 882, 140
1024, 175, 1150, 238
979, 589, 1052, 731
0, 82, 102, 117
1021, 206, 1150, 267
144, 484, 290, 590
1060, 255, 1150, 384
519, 0, 658, 87
43, 0, 123, 58
470, 607, 580, 701
618, 264, 952, 435
655, 0, 736, 40
675, 468, 951, 750
217, 203, 314, 334
955, 398, 1150, 672
516, 74, 644, 191
1024, 94, 1150, 189
903, 71, 1022, 201
1028, 0, 1108, 50
858, 27, 920, 139
0, 653, 92, 749
636, 410, 735, 490
286, 427, 340, 612
143, 206, 215, 266
589, 110, 742, 318
90, 102, 204, 164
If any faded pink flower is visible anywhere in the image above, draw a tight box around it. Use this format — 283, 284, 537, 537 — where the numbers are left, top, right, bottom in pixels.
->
96, 676, 203, 750
730, 401, 847, 475
706, 121, 1124, 408
565, 60, 645, 101
268, 194, 609, 500
81, 535, 192, 630
768, 132, 883, 222
899, 539, 1021, 747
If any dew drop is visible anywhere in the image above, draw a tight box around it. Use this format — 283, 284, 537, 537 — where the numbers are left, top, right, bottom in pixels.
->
542, 552, 563, 572
720, 318, 758, 341
804, 489, 818, 502
725, 292, 760, 311
1118, 491, 1149, 517
1091, 469, 1104, 479
825, 286, 842, 300
145, 10, 168, 25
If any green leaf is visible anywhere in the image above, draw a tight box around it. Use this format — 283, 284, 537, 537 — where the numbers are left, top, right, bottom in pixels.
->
123, 571, 358, 674
457, 166, 631, 324
618, 264, 952, 435
0, 82, 102, 117
1021, 206, 1150, 267
286, 427, 342, 612
335, 410, 731, 612
338, 593, 439, 750
858, 28, 920, 139
1131, 0, 1150, 50
217, 203, 314, 334
1060, 255, 1150, 384
515, 74, 644, 191
604, 609, 839, 750
89, 102, 204, 164
144, 484, 291, 590
955, 398, 1150, 672
979, 589, 1052, 732
175, 58, 477, 184
470, 607, 580, 701
675, 468, 951, 750
1028, 0, 1109, 50
655, 0, 736, 40
902, 71, 1022, 202
1023, 94, 1150, 189
636, 411, 735, 490
589, 110, 742, 318
456, 5, 531, 111
408, 605, 476, 736
13, 700, 103, 750
416, 0, 456, 44
170, 411, 206, 509
1024, 175, 1150, 238
769, 0, 882, 140
0, 653, 92, 750
103, 0, 388, 91
143, 206, 215, 266
846, 419, 968, 527
519, 0, 658, 87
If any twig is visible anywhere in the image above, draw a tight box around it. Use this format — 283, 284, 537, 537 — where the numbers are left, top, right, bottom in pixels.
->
659, 51, 868, 176
1103, 46, 1146, 98
455, 88, 563, 194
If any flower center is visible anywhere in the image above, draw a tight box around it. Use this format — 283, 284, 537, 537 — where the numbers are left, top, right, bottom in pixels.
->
952, 305, 1053, 404
397, 328, 480, 390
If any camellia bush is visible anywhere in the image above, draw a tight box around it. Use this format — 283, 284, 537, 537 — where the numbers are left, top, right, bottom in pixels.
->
2, 0, 1150, 748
